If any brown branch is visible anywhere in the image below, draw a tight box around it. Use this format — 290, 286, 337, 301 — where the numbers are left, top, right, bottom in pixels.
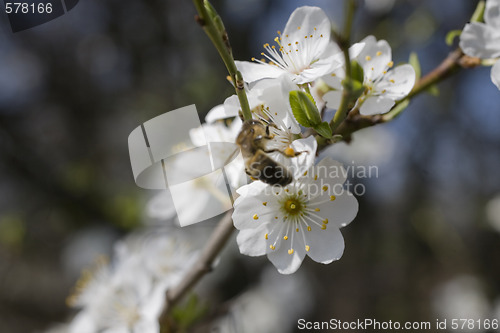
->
159, 210, 235, 331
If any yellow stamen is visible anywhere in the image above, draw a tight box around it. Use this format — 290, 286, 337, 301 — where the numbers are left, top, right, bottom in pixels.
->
365, 55, 371, 61
330, 195, 336, 201
376, 51, 382, 56
270, 245, 275, 250
284, 147, 295, 157
284, 236, 288, 240
314, 175, 318, 181
388, 61, 394, 68
296, 228, 299, 232
303, 171, 308, 176
262, 202, 267, 206
323, 218, 329, 224
305, 245, 310, 252
322, 185, 328, 191
321, 224, 327, 230
253, 214, 258, 220
265, 233, 268, 239
288, 249, 294, 254
314, 208, 320, 212
307, 226, 311, 231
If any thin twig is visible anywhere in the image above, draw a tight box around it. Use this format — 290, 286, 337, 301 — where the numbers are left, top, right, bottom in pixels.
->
193, 0, 252, 121
329, 0, 357, 131
159, 210, 235, 330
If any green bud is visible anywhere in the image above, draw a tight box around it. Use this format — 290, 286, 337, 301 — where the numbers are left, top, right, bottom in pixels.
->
409, 52, 421, 81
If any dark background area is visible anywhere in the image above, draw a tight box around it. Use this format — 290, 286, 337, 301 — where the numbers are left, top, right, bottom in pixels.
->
0, 0, 499, 332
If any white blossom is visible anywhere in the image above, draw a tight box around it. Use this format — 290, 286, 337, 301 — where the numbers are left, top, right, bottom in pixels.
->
232, 157, 358, 274
323, 35, 415, 116
460, 0, 500, 89
235, 6, 343, 84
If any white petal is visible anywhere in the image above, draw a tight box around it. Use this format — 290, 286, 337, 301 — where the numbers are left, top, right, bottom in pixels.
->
295, 56, 337, 84
304, 225, 344, 264
316, 192, 359, 228
376, 64, 416, 100
323, 90, 342, 110
491, 60, 500, 90
485, 0, 500, 29
235, 61, 284, 83
233, 182, 274, 230
237, 226, 271, 257
359, 96, 395, 115
282, 6, 331, 60
267, 238, 306, 274
460, 23, 500, 59
133, 320, 159, 333
358, 38, 392, 81
288, 136, 317, 179
254, 77, 301, 133
205, 104, 233, 123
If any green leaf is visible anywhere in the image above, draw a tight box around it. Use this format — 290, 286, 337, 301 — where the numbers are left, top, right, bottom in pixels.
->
350, 60, 364, 83
409, 52, 421, 81
445, 30, 462, 46
426, 84, 440, 96
313, 122, 333, 139
471, 0, 486, 23
289, 91, 321, 127
172, 294, 208, 330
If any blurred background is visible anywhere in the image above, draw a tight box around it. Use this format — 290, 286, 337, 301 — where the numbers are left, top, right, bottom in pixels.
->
1, 0, 500, 332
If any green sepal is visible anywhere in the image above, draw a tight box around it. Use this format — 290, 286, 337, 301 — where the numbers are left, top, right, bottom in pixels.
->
409, 52, 421, 81
289, 90, 321, 127
426, 84, 440, 96
313, 121, 333, 139
445, 30, 462, 46
350, 79, 366, 101
350, 60, 364, 83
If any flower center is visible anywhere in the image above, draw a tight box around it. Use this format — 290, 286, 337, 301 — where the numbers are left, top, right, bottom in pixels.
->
281, 195, 304, 217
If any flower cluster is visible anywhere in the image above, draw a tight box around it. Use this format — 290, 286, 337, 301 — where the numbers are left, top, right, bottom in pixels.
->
198, 6, 416, 274
66, 229, 201, 333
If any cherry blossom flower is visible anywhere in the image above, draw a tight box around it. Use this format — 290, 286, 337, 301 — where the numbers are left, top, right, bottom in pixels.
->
323, 35, 415, 116
232, 157, 358, 274
460, 0, 500, 89
235, 6, 343, 84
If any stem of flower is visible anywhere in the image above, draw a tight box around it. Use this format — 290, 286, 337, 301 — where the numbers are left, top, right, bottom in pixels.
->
329, 0, 357, 132
193, 0, 252, 121
158, 210, 234, 331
